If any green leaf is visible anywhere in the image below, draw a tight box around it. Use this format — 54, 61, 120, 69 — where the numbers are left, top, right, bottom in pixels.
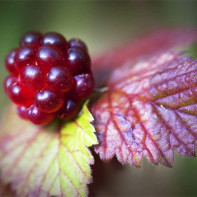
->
0, 103, 97, 197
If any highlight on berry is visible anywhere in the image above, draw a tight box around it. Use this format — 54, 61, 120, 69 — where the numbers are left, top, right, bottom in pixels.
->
4, 31, 95, 125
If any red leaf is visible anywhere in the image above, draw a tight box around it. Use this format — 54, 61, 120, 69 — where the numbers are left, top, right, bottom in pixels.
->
92, 29, 197, 87
91, 51, 197, 167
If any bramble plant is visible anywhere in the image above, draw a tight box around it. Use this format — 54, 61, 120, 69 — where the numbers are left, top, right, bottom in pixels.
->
1, 29, 197, 196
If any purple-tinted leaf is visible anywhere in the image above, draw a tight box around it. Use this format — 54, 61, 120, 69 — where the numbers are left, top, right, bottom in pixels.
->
92, 51, 197, 167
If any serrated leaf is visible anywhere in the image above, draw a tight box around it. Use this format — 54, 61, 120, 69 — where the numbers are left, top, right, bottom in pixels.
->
92, 51, 197, 167
92, 29, 197, 87
0, 103, 97, 197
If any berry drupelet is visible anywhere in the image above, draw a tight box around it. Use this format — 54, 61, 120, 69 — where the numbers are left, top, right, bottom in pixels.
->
4, 32, 95, 125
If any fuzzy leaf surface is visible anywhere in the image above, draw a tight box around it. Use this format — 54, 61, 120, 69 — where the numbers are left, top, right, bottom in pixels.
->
92, 52, 197, 167
0, 104, 97, 197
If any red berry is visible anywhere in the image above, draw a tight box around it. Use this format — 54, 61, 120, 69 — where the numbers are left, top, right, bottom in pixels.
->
47, 67, 73, 92
42, 32, 68, 53
67, 47, 90, 75
36, 45, 65, 73
73, 73, 94, 99
69, 39, 88, 52
34, 89, 64, 113
5, 49, 18, 76
15, 46, 36, 71
17, 105, 28, 120
57, 99, 79, 120
20, 65, 44, 91
7, 82, 33, 107
4, 31, 94, 125
27, 104, 55, 125
4, 76, 17, 93
20, 32, 43, 48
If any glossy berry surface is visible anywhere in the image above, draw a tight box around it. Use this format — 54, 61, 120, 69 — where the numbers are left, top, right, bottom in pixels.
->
4, 76, 17, 93
68, 38, 88, 52
42, 32, 67, 53
57, 99, 79, 120
17, 105, 28, 120
47, 67, 73, 92
27, 104, 55, 125
34, 89, 64, 113
67, 47, 90, 75
15, 46, 36, 70
73, 73, 95, 99
5, 49, 18, 77
21, 65, 44, 91
20, 32, 43, 48
37, 45, 65, 73
4, 31, 94, 125
7, 82, 33, 107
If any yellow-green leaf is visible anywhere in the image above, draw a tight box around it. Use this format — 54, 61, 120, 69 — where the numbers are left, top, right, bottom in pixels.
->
0, 103, 97, 197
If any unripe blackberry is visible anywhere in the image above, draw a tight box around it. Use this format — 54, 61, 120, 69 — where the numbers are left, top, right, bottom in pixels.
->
4, 31, 94, 125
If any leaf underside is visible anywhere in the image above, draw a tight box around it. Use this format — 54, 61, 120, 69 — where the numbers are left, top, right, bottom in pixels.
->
0, 104, 97, 197
92, 51, 197, 167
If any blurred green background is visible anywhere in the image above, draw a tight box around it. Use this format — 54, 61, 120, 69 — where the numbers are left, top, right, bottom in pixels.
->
1, 1, 197, 196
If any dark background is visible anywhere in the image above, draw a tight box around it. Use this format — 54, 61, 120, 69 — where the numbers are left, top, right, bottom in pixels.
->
0, 1, 197, 196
